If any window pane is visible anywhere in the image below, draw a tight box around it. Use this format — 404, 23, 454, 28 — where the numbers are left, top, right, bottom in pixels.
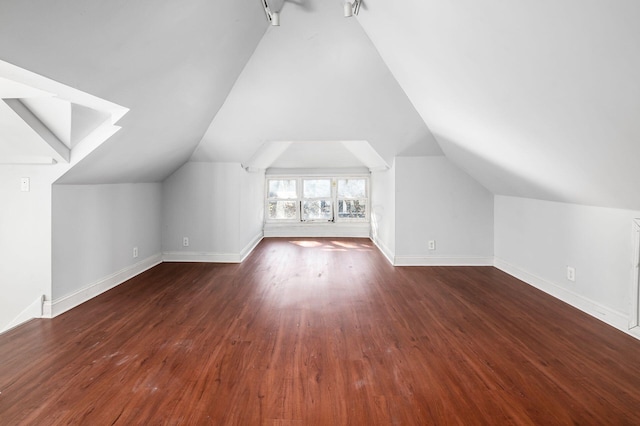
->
303, 179, 331, 198
268, 179, 297, 199
337, 199, 367, 219
302, 200, 333, 221
268, 200, 298, 220
337, 179, 366, 198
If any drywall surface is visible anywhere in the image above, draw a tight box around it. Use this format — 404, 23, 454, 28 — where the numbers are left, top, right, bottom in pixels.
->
357, 0, 640, 210
238, 167, 265, 253
163, 162, 219, 252
394, 156, 493, 261
192, 0, 440, 167
0, 0, 268, 184
495, 195, 639, 324
0, 166, 60, 332
162, 162, 262, 258
52, 183, 162, 300
370, 161, 396, 261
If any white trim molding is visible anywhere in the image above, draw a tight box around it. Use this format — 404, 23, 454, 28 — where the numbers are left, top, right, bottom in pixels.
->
264, 222, 370, 238
162, 252, 244, 263
240, 233, 264, 262
370, 235, 395, 265
163, 233, 264, 264
494, 257, 629, 334
629, 219, 640, 330
43, 253, 162, 318
395, 256, 494, 267
1, 295, 45, 334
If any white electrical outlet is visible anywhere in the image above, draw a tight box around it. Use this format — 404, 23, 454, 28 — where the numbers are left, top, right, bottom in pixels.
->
428, 240, 436, 250
183, 237, 189, 247
133, 247, 139, 258
567, 266, 576, 282
20, 177, 30, 192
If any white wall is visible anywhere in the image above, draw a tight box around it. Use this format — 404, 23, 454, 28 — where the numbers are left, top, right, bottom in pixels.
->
52, 183, 162, 304
239, 165, 266, 253
358, 1, 640, 211
162, 162, 264, 261
370, 161, 396, 262
192, 0, 442, 166
495, 195, 640, 331
0, 166, 61, 332
394, 156, 494, 265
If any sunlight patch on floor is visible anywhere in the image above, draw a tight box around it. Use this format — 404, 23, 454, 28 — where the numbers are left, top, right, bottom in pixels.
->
290, 240, 324, 248
289, 239, 373, 252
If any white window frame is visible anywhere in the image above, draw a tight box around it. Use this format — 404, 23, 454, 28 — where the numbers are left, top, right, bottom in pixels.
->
301, 178, 334, 222
265, 178, 300, 223
265, 175, 369, 224
335, 178, 369, 223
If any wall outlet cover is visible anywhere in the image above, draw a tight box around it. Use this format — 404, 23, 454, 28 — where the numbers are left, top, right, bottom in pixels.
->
20, 177, 30, 192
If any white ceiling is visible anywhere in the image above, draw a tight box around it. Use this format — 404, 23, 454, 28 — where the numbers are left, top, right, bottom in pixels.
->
0, 0, 267, 183
0, 60, 128, 166
1, 0, 639, 210
242, 140, 388, 171
356, 0, 640, 209
190, 0, 442, 166
0, 99, 60, 164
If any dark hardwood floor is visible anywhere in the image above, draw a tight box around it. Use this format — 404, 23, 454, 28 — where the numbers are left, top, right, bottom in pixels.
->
2, 238, 640, 424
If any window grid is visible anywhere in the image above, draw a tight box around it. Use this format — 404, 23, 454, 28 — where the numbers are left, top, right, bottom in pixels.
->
336, 178, 368, 222
265, 176, 369, 223
302, 179, 333, 222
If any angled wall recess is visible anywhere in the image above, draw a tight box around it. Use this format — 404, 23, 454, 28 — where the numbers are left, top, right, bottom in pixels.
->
241, 140, 389, 172
0, 60, 128, 166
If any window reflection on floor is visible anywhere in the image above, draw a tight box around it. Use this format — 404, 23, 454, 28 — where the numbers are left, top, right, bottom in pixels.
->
289, 240, 324, 248
288, 239, 372, 252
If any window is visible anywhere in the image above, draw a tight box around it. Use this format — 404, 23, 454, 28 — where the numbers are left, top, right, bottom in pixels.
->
265, 176, 369, 223
337, 178, 367, 220
267, 179, 298, 221
302, 179, 332, 221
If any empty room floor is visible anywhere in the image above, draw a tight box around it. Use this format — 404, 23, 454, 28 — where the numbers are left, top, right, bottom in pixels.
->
2, 238, 640, 424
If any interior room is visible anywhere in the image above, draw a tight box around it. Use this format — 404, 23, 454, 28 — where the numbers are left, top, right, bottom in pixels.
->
1, 0, 640, 423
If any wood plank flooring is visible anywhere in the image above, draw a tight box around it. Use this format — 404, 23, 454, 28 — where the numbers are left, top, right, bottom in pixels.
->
2, 237, 640, 424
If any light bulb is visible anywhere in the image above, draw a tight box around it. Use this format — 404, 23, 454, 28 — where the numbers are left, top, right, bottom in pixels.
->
344, 2, 353, 17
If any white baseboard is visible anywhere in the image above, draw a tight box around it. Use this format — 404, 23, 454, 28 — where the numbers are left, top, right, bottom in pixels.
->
1, 295, 45, 334
163, 232, 264, 263
370, 235, 395, 265
264, 223, 370, 238
628, 327, 640, 340
395, 256, 494, 266
494, 257, 629, 333
162, 251, 244, 263
240, 233, 263, 262
43, 253, 162, 318
22, 244, 636, 344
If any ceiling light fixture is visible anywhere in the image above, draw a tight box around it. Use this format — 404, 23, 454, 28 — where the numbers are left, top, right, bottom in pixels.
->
271, 11, 280, 26
261, 0, 280, 26
344, 0, 362, 17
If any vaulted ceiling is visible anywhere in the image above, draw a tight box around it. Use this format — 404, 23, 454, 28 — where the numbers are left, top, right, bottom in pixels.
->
356, 0, 640, 209
0, 61, 128, 167
0, 0, 267, 183
191, 0, 441, 166
1, 0, 639, 209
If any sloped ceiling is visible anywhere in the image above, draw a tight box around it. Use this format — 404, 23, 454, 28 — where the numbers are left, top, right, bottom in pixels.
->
242, 140, 388, 171
1, 0, 638, 211
0, 0, 267, 183
190, 0, 442, 166
356, 0, 640, 210
0, 60, 128, 167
